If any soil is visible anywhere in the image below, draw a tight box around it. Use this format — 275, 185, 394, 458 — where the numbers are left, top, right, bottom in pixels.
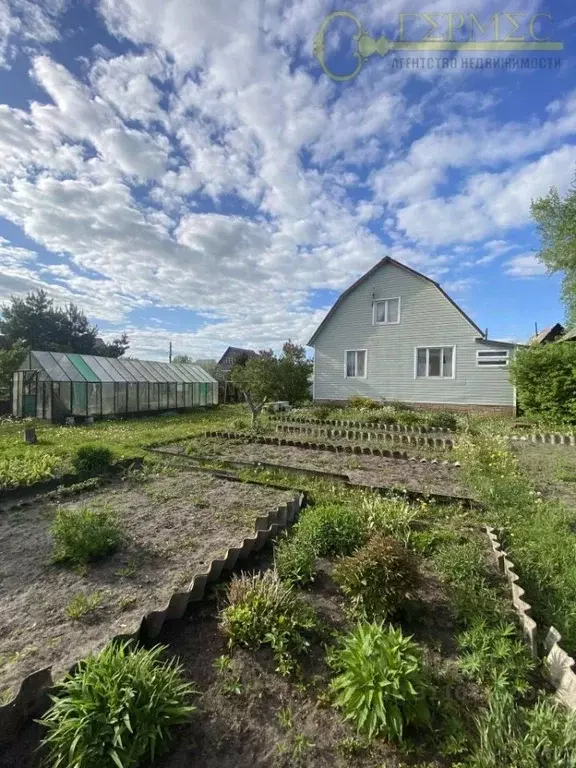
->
0, 468, 295, 702
513, 442, 576, 509
2, 554, 481, 768
162, 437, 473, 499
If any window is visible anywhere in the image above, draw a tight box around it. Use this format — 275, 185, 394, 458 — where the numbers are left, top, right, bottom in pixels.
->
477, 349, 509, 367
345, 350, 367, 378
374, 297, 400, 325
415, 347, 454, 378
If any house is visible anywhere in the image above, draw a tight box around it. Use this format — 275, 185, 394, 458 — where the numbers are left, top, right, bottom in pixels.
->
217, 346, 258, 374
558, 328, 576, 342
528, 323, 565, 345
308, 257, 517, 414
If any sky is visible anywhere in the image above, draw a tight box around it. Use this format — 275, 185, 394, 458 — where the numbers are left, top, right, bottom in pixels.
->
0, 0, 575, 361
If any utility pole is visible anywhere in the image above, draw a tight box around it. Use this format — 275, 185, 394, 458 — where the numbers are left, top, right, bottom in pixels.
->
535, 322, 539, 336
169, 341, 172, 363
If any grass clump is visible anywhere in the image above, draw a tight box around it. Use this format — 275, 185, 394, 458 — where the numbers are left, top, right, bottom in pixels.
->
65, 591, 102, 621
333, 535, 420, 620
296, 502, 366, 558
51, 505, 123, 565
328, 622, 430, 742
72, 445, 114, 474
39, 641, 196, 768
358, 493, 418, 546
274, 533, 317, 586
425, 410, 458, 431
220, 571, 317, 675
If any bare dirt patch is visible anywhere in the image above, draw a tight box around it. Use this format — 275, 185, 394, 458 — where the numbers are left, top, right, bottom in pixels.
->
0, 468, 294, 702
162, 437, 472, 499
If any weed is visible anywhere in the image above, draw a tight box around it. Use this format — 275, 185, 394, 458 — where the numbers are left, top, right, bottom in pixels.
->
213, 654, 233, 674
333, 536, 420, 620
118, 595, 138, 612
277, 706, 294, 730
292, 733, 314, 759
358, 493, 418, 546
220, 571, 317, 675
296, 502, 366, 558
51, 505, 123, 565
65, 592, 102, 620
39, 641, 196, 768
72, 445, 114, 474
336, 736, 367, 756
114, 560, 138, 578
329, 622, 430, 742
274, 532, 316, 585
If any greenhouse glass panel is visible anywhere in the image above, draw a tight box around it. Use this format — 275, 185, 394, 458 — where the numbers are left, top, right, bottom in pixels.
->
158, 383, 167, 409
116, 383, 127, 413
51, 353, 85, 382
32, 351, 71, 382
96, 356, 126, 383
136, 360, 162, 382
176, 383, 184, 407
83, 356, 114, 382
193, 382, 199, 405
184, 383, 192, 406
149, 362, 171, 383
54, 382, 72, 417
108, 358, 138, 382
123, 360, 146, 382
88, 383, 100, 415
67, 354, 100, 382
149, 382, 159, 410
127, 382, 138, 411
72, 382, 88, 415
139, 382, 150, 410
128, 360, 153, 382
43, 382, 52, 420
102, 383, 115, 415
168, 383, 177, 408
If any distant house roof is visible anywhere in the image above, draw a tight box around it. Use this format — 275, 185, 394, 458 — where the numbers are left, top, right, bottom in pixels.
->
559, 327, 576, 342
529, 323, 565, 345
217, 347, 258, 371
308, 256, 485, 346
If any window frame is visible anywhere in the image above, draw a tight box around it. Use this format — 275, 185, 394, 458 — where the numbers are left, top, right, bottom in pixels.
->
344, 349, 368, 379
373, 297, 401, 326
476, 349, 510, 367
414, 345, 456, 380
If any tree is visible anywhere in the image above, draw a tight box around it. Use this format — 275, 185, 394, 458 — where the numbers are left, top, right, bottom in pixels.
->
0, 340, 28, 400
229, 341, 312, 426
0, 290, 129, 357
172, 354, 193, 364
531, 176, 576, 325
509, 343, 576, 423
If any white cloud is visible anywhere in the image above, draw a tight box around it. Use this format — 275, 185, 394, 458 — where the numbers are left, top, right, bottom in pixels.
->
505, 253, 548, 278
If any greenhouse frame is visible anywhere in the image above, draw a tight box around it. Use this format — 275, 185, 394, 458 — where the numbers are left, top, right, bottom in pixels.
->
12, 351, 219, 422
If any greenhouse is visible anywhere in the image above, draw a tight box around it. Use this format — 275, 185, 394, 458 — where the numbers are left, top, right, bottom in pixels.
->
12, 351, 218, 422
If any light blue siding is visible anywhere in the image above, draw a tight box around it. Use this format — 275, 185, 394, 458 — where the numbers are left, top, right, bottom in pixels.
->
312, 262, 515, 407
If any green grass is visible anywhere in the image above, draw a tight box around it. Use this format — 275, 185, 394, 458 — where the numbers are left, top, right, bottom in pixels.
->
0, 406, 242, 489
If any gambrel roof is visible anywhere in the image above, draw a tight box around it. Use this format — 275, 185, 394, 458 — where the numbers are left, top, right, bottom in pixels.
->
308, 257, 485, 346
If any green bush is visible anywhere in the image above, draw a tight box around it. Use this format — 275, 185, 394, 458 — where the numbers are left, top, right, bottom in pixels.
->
220, 571, 317, 675
72, 445, 114, 474
39, 641, 196, 768
329, 622, 430, 742
425, 410, 458, 431
469, 689, 576, 768
274, 532, 317, 585
51, 505, 123, 565
387, 399, 416, 412
297, 502, 366, 558
457, 620, 536, 695
310, 404, 333, 421
358, 494, 418, 546
347, 396, 379, 410
510, 342, 576, 424
333, 536, 420, 620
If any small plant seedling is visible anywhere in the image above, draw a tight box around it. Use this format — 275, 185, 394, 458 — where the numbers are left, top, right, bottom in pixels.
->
277, 706, 293, 731
213, 654, 233, 674
118, 596, 137, 612
114, 560, 138, 578
292, 733, 314, 760
222, 676, 244, 696
65, 592, 102, 621
336, 737, 367, 756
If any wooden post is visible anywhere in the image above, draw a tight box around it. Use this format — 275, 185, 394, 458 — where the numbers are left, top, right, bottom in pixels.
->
24, 428, 37, 444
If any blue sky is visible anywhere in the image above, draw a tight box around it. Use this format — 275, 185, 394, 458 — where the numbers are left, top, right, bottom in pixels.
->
0, 0, 575, 360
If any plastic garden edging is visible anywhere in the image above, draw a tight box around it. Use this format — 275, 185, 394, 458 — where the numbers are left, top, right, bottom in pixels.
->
274, 423, 454, 449
0, 489, 304, 743
485, 525, 576, 711
269, 414, 454, 434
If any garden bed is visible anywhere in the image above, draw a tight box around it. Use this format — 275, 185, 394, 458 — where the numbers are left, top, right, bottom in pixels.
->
0, 467, 296, 705
513, 441, 576, 508
161, 437, 472, 499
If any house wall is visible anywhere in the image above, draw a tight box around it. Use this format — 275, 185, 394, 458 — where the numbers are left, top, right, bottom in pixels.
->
312, 262, 515, 408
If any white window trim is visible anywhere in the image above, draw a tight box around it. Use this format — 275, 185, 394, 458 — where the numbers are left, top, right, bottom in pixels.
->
373, 297, 401, 325
413, 346, 456, 380
344, 349, 368, 379
476, 349, 510, 367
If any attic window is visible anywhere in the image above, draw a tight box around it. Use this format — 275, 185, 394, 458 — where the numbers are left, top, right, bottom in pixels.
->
374, 298, 400, 325
477, 350, 509, 367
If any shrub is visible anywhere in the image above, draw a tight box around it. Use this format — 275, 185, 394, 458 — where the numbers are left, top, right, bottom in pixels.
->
333, 536, 419, 620
425, 410, 458, 431
310, 404, 333, 421
358, 494, 418, 546
39, 641, 196, 768
220, 571, 317, 675
297, 502, 366, 558
275, 533, 316, 585
510, 343, 576, 424
329, 622, 430, 742
387, 400, 416, 412
72, 445, 114, 474
457, 619, 536, 695
348, 396, 379, 410
51, 505, 123, 565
